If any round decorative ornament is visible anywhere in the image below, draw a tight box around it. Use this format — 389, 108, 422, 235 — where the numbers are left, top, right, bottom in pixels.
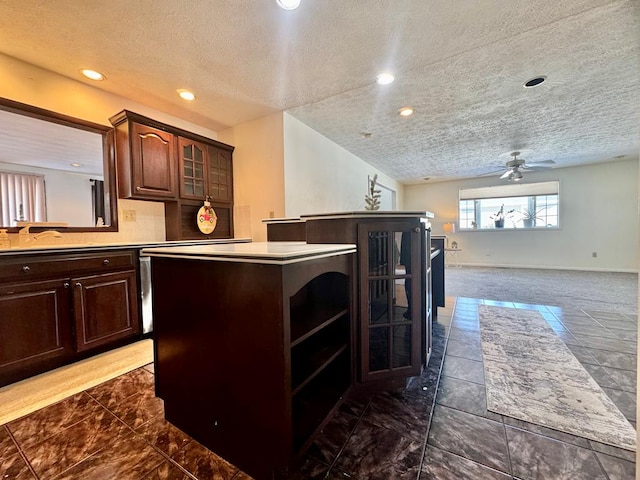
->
196, 200, 217, 234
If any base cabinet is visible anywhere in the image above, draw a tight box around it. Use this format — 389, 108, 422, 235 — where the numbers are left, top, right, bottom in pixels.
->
0, 250, 141, 386
151, 252, 353, 479
0, 279, 73, 384
73, 270, 139, 353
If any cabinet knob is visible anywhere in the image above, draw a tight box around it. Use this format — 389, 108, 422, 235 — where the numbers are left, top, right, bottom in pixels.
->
21, 265, 30, 273
414, 227, 420, 233
75, 282, 82, 287
64, 282, 70, 288
103, 259, 110, 265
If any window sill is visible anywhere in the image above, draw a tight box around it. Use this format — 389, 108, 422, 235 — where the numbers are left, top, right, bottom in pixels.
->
460, 227, 560, 232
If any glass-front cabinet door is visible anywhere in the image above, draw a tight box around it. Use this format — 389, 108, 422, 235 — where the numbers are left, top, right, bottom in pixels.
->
178, 137, 207, 199
358, 222, 423, 382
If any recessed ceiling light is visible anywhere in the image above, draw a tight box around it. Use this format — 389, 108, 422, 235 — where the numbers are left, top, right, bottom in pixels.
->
80, 69, 105, 81
523, 76, 546, 88
376, 73, 395, 85
277, 0, 300, 10
70, 163, 82, 167
399, 107, 414, 117
177, 89, 196, 101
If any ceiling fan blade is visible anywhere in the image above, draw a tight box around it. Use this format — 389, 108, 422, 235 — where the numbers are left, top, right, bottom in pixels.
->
521, 164, 552, 170
475, 166, 506, 177
499, 170, 512, 179
528, 159, 556, 165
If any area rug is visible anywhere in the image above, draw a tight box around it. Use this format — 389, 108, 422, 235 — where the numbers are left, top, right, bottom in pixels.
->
478, 305, 636, 451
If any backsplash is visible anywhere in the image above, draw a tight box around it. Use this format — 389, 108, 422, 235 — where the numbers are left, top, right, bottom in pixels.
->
4, 199, 166, 247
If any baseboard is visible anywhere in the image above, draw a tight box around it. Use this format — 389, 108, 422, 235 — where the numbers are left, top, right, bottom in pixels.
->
454, 262, 638, 274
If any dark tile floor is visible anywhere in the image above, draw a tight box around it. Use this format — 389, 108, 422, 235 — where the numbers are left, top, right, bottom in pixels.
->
0, 297, 636, 479
423, 298, 636, 480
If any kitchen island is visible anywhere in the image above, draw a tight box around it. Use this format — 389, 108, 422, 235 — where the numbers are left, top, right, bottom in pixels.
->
142, 242, 356, 479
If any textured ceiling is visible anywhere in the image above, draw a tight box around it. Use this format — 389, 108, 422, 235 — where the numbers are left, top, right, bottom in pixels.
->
0, 0, 637, 183
0, 109, 104, 176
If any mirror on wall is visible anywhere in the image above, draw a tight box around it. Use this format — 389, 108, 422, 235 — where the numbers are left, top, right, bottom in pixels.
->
0, 98, 117, 231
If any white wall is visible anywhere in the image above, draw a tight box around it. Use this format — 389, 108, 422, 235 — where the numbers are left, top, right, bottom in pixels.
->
404, 158, 639, 272
0, 53, 218, 138
218, 113, 285, 242
283, 113, 403, 217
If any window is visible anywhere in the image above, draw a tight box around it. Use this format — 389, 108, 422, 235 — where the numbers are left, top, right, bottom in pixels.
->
458, 181, 559, 230
0, 171, 46, 226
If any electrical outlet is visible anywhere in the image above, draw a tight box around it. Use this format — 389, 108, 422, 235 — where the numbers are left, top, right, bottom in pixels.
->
123, 209, 136, 222
592, 252, 597, 258
269, 211, 275, 218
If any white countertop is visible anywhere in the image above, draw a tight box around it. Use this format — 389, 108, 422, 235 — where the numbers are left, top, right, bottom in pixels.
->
0, 238, 251, 256
141, 241, 357, 265
300, 210, 434, 219
261, 217, 306, 224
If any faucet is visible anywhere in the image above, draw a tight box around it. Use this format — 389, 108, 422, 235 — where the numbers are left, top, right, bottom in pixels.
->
18, 224, 63, 246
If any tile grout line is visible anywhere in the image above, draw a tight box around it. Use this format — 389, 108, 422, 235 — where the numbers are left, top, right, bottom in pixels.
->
323, 395, 373, 479
415, 299, 456, 479
6, 426, 39, 480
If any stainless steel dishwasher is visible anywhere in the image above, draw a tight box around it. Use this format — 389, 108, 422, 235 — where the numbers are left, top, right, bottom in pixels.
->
139, 255, 153, 334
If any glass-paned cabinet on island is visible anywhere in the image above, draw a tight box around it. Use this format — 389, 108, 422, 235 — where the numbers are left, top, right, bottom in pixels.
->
359, 222, 423, 381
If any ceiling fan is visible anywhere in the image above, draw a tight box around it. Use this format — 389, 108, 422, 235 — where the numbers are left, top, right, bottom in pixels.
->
498, 151, 554, 181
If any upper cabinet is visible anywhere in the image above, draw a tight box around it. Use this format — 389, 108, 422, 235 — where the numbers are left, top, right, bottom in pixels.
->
109, 111, 235, 240
207, 145, 233, 203
178, 138, 234, 204
131, 123, 177, 199
178, 137, 207, 200
111, 113, 178, 200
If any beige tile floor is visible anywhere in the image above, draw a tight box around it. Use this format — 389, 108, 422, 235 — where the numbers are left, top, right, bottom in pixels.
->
0, 339, 153, 425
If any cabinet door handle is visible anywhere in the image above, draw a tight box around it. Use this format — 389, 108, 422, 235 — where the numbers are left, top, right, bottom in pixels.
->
103, 259, 110, 265
22, 265, 30, 273
64, 282, 70, 288
75, 282, 82, 287
136, 187, 141, 191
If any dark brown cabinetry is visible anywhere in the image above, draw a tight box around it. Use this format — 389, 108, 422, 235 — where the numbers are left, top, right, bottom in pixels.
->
0, 279, 73, 384
357, 222, 422, 382
300, 212, 433, 384
72, 269, 139, 353
112, 115, 177, 200
0, 250, 141, 386
110, 110, 235, 240
430, 236, 446, 314
178, 137, 207, 199
150, 247, 353, 479
206, 144, 233, 203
